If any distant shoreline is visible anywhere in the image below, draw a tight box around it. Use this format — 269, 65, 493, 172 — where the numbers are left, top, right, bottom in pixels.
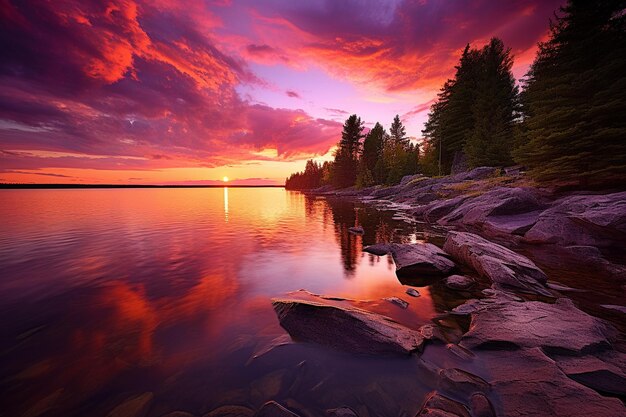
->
0, 184, 285, 189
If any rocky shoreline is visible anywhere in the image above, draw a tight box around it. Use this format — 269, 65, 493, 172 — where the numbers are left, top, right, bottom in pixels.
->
255, 169, 626, 417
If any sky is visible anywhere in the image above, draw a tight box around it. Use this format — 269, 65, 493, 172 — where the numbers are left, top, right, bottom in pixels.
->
0, 0, 564, 185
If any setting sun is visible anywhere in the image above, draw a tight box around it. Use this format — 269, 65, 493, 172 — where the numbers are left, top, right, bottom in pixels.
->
223, 176, 229, 182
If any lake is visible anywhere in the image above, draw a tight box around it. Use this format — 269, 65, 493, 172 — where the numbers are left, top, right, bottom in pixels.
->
1, 187, 475, 417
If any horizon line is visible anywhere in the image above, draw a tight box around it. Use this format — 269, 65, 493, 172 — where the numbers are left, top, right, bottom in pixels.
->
0, 183, 285, 189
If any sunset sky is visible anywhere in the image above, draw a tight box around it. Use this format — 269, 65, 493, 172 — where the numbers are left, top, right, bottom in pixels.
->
0, 0, 564, 185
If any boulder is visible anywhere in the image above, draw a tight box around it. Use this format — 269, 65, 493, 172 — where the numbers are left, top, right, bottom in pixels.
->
363, 242, 455, 278
524, 191, 626, 247
415, 392, 470, 417
271, 299, 424, 355
443, 275, 475, 291
454, 297, 616, 354
482, 348, 625, 417
255, 402, 300, 417
443, 231, 550, 296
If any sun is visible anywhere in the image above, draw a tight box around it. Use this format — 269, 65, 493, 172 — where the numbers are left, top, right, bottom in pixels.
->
223, 176, 229, 182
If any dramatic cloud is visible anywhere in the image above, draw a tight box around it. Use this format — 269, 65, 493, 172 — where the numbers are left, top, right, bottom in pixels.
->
0, 0, 564, 183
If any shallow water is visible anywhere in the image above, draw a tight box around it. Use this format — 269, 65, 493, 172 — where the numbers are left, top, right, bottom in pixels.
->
0, 188, 468, 417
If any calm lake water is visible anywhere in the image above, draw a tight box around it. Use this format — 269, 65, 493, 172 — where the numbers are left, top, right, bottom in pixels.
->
1, 188, 623, 417
0, 188, 469, 417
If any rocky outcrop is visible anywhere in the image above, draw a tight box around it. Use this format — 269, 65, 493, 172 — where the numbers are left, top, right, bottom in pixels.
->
482, 348, 625, 417
271, 299, 424, 355
443, 231, 550, 296
438, 187, 546, 240
523, 191, 626, 247
453, 297, 616, 354
363, 242, 455, 278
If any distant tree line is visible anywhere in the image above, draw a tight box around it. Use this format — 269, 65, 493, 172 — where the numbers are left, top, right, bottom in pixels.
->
287, 0, 626, 190
285, 114, 420, 190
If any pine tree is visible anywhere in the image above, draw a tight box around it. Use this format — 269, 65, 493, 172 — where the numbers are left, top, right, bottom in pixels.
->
333, 114, 365, 187
464, 38, 519, 167
422, 45, 482, 174
389, 115, 408, 146
362, 122, 385, 173
514, 0, 626, 186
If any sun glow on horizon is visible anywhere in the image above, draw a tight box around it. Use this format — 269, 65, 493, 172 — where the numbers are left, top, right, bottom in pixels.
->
223, 176, 229, 182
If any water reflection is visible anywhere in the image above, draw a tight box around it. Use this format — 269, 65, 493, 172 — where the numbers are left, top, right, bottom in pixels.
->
224, 187, 229, 222
0, 188, 449, 417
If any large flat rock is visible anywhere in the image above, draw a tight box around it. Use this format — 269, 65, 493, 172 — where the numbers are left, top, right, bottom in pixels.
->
483, 348, 626, 417
443, 231, 550, 296
363, 242, 455, 278
271, 299, 424, 355
454, 297, 616, 354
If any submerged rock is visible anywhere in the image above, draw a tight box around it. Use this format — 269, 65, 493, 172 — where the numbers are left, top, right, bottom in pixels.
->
416, 392, 470, 417
363, 242, 455, 278
455, 297, 616, 354
443, 275, 475, 291
443, 231, 550, 296
348, 226, 364, 235
482, 348, 625, 417
405, 288, 420, 297
271, 299, 424, 355
255, 401, 300, 417
384, 297, 409, 309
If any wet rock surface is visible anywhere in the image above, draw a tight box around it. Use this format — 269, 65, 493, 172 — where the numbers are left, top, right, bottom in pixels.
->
271, 299, 424, 355
443, 231, 550, 296
363, 242, 455, 277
